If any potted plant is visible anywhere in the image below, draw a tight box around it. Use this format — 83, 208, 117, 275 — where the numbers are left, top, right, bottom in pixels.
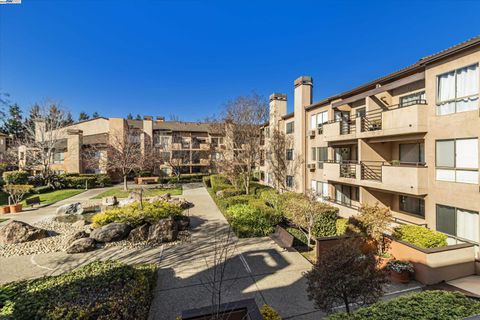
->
386, 260, 414, 283
0, 205, 10, 214
3, 184, 33, 213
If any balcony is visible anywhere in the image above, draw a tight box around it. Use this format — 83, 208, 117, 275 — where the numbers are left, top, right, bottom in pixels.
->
323, 160, 428, 195
360, 161, 428, 195
323, 100, 428, 142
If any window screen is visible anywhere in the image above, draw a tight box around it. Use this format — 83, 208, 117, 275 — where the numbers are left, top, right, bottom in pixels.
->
436, 204, 456, 236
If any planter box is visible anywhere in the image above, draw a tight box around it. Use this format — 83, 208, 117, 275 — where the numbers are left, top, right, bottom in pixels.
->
0, 205, 10, 214
9, 204, 22, 213
388, 237, 476, 285
181, 299, 262, 320
316, 235, 369, 259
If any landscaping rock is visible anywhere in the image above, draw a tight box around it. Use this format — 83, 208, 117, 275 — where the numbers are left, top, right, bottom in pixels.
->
102, 196, 118, 206
118, 198, 135, 207
68, 231, 89, 243
0, 220, 50, 244
90, 223, 131, 243
81, 201, 101, 213
174, 215, 190, 231
72, 220, 86, 229
56, 203, 83, 215
127, 224, 150, 242
66, 237, 96, 254
149, 194, 193, 209
148, 217, 178, 242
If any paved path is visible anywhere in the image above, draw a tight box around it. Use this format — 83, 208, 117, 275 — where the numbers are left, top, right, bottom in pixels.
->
0, 187, 110, 226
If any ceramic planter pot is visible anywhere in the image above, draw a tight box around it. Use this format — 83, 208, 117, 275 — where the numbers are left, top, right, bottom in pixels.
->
0, 205, 10, 214
9, 204, 22, 213
390, 270, 411, 283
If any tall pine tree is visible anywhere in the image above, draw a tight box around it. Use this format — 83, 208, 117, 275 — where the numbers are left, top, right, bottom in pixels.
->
3, 103, 24, 139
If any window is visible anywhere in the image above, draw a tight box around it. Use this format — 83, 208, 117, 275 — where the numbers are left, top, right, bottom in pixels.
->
436, 138, 478, 184
399, 196, 425, 217
334, 184, 359, 206
315, 181, 329, 199
311, 147, 316, 161
436, 204, 479, 243
286, 175, 294, 188
437, 64, 479, 115
211, 137, 223, 147
316, 147, 328, 169
399, 143, 425, 163
286, 149, 294, 161
286, 122, 294, 134
311, 111, 328, 130
400, 91, 426, 107
53, 152, 65, 164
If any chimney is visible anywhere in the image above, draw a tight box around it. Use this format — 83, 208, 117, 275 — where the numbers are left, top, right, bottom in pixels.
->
293, 76, 313, 193
269, 93, 287, 131
156, 116, 165, 122
143, 115, 153, 121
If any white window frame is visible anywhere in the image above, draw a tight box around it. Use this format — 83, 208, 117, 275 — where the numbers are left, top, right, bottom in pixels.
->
435, 138, 479, 184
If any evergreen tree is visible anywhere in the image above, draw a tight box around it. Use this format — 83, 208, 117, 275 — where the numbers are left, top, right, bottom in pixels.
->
135, 114, 142, 120
63, 112, 74, 126
3, 103, 24, 139
127, 113, 133, 120
24, 104, 41, 130
78, 112, 89, 121
92, 111, 100, 118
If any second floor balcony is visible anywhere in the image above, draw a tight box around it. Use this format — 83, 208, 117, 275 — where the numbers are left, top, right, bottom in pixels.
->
323, 160, 428, 195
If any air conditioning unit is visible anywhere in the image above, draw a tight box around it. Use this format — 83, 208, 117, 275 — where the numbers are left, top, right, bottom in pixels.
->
309, 130, 316, 137
307, 163, 316, 170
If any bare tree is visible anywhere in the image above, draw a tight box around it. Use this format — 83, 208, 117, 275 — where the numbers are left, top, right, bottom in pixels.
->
21, 101, 69, 186
212, 93, 268, 195
104, 125, 142, 191
168, 150, 190, 181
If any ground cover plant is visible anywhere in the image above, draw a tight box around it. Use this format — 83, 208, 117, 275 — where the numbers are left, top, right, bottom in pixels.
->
92, 187, 182, 199
0, 260, 157, 320
326, 290, 480, 320
392, 224, 448, 249
91, 200, 183, 228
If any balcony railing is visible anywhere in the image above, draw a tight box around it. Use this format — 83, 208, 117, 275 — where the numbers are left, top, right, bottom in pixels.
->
340, 162, 357, 178
360, 161, 383, 181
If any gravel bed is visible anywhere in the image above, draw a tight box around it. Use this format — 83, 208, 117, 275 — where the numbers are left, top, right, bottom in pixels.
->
0, 218, 191, 257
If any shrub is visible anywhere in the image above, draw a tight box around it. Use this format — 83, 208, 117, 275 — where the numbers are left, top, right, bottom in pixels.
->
0, 260, 156, 320
210, 175, 232, 193
2, 170, 29, 185
62, 175, 97, 189
386, 260, 414, 273
202, 175, 211, 187
287, 227, 308, 246
326, 290, 480, 320
393, 224, 447, 249
92, 200, 183, 228
221, 187, 244, 198
221, 194, 253, 208
249, 182, 272, 195
336, 218, 348, 236
312, 206, 339, 238
226, 204, 278, 237
260, 304, 282, 320
32, 185, 54, 194
95, 174, 112, 187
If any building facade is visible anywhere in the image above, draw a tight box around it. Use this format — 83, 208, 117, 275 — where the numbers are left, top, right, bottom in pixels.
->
19, 116, 224, 176
260, 37, 480, 251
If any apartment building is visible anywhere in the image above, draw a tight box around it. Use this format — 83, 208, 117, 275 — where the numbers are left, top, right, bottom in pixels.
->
260, 37, 480, 249
19, 116, 224, 176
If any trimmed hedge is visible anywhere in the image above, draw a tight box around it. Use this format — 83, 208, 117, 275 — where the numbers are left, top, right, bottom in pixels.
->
326, 290, 480, 320
336, 218, 348, 236
220, 194, 253, 208
32, 185, 54, 194
287, 227, 308, 246
0, 260, 156, 320
210, 175, 232, 193
393, 224, 448, 249
59, 173, 112, 189
92, 200, 183, 228
226, 204, 281, 237
2, 171, 29, 185
312, 207, 339, 238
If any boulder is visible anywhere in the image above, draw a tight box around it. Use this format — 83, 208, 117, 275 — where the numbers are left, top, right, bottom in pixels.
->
118, 198, 136, 207
127, 224, 150, 242
56, 203, 83, 215
174, 215, 190, 231
148, 217, 178, 243
68, 230, 89, 243
0, 220, 50, 244
102, 196, 118, 206
90, 223, 131, 243
149, 193, 171, 203
66, 238, 96, 254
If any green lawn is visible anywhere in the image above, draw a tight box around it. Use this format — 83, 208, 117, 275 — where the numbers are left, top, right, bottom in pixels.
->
91, 187, 182, 199
21, 189, 85, 207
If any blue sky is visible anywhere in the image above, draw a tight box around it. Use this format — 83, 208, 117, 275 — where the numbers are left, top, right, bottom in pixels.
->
0, 0, 479, 121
